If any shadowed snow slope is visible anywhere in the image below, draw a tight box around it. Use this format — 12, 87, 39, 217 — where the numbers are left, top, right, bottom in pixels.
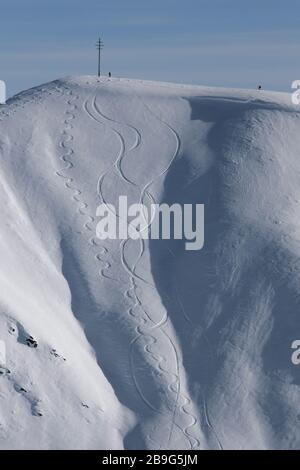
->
0, 76, 300, 449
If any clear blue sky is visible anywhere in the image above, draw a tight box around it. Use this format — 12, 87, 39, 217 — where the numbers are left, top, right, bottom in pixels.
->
1, 0, 300, 97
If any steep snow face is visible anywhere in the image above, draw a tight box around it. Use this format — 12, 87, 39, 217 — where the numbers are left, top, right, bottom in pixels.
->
0, 76, 299, 450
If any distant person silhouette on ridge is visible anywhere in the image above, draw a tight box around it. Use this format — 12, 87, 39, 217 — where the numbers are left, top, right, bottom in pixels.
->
108, 72, 111, 78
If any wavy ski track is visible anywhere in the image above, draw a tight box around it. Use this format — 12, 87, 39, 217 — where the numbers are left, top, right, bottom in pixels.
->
93, 96, 141, 188
83, 96, 130, 281
85, 93, 181, 446
88, 88, 195, 449
85, 95, 156, 287
121, 237, 190, 447
107, 86, 201, 448
121, 236, 199, 449
55, 85, 115, 281
55, 87, 94, 228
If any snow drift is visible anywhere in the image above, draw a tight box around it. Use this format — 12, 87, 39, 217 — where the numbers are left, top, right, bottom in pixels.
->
0, 76, 299, 450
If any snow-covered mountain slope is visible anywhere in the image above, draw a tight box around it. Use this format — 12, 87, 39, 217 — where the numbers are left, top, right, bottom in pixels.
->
0, 76, 299, 450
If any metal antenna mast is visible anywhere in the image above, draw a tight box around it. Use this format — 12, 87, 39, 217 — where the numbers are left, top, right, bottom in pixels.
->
96, 37, 104, 77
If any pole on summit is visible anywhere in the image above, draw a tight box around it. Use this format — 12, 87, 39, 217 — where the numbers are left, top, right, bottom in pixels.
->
96, 37, 104, 77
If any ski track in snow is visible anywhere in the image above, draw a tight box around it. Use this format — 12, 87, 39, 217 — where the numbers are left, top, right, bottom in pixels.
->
54, 85, 116, 283
118, 90, 201, 449
131, 86, 202, 447
94, 91, 182, 446
82, 95, 124, 281
57, 88, 96, 234
82, 84, 199, 449
84, 90, 182, 447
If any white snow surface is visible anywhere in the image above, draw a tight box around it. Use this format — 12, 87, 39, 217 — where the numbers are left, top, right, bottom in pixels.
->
0, 76, 300, 450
